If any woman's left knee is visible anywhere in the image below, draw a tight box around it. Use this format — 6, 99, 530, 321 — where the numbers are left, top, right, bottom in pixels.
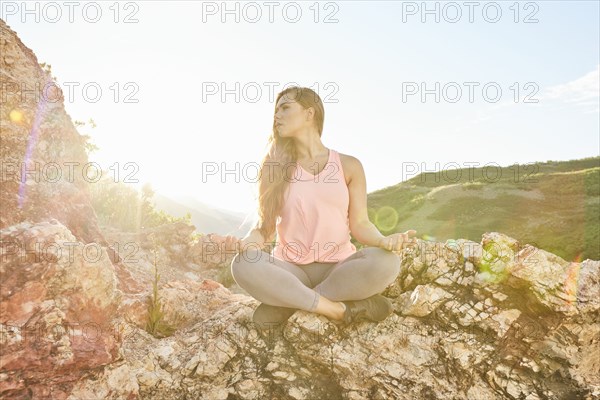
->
364, 247, 401, 277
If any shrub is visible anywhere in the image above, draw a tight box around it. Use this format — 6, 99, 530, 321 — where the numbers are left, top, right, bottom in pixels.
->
90, 176, 189, 232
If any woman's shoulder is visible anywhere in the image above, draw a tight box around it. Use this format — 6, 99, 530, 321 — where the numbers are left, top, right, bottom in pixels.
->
337, 151, 359, 165
336, 151, 361, 185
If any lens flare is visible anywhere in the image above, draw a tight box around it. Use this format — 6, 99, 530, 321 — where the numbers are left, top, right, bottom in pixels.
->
9, 109, 23, 123
18, 86, 50, 209
374, 206, 398, 231
564, 253, 583, 305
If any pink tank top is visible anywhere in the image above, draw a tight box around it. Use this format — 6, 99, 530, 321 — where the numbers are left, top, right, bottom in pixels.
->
272, 149, 357, 265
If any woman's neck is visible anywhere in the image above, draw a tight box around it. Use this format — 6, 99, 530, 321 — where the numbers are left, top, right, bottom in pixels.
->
295, 141, 327, 161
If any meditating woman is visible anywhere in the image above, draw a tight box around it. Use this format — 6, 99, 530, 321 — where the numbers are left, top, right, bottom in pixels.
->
225, 86, 417, 331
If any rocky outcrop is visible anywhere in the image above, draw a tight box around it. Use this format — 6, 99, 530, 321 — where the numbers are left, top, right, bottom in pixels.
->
3, 217, 598, 399
0, 220, 122, 398
0, 218, 232, 399
0, 19, 105, 246
62, 231, 600, 399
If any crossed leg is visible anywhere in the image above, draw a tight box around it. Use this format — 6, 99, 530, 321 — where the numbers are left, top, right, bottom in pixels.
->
231, 246, 401, 317
231, 247, 320, 311
312, 247, 401, 302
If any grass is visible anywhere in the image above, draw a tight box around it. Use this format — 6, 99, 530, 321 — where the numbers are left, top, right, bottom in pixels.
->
145, 248, 180, 338
362, 158, 600, 261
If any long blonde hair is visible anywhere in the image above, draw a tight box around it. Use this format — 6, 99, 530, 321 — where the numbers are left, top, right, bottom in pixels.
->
254, 86, 325, 242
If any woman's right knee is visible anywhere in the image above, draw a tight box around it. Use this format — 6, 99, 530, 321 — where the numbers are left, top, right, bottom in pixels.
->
230, 249, 265, 283
231, 255, 250, 286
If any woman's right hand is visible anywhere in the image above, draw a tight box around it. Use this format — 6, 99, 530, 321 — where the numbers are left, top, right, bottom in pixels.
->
211, 234, 243, 254
224, 235, 242, 253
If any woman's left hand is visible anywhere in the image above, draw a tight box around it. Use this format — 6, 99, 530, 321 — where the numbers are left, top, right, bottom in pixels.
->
378, 230, 418, 252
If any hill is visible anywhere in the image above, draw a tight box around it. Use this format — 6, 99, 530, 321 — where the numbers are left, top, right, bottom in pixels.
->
363, 157, 600, 261
152, 193, 251, 236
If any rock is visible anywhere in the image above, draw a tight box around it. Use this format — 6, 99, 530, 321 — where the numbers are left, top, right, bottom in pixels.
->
0, 20, 107, 247
398, 285, 452, 317
106, 364, 139, 397
509, 245, 600, 315
490, 309, 521, 337
0, 220, 121, 398
4, 220, 599, 400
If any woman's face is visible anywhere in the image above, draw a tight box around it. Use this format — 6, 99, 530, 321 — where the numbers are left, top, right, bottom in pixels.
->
274, 95, 311, 137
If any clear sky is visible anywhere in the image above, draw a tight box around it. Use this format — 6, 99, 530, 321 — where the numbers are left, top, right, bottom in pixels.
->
3, 1, 599, 217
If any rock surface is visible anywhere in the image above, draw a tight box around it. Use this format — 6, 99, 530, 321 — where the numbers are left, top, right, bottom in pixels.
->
5, 218, 598, 399
64, 234, 599, 400
0, 20, 107, 247
0, 220, 122, 399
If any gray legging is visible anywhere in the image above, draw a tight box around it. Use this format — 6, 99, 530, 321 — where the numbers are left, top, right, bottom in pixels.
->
230, 246, 401, 312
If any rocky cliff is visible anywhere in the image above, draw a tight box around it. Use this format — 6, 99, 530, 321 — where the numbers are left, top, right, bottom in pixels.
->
0, 20, 106, 247
1, 18, 599, 400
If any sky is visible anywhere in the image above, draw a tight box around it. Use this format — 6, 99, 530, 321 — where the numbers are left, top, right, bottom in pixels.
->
3, 1, 599, 218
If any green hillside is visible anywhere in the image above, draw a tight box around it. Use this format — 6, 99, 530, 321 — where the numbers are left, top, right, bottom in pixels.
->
359, 157, 600, 261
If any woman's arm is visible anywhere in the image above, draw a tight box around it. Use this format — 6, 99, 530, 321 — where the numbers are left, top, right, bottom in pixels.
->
345, 155, 417, 249
239, 228, 275, 251
351, 220, 388, 248
345, 156, 387, 247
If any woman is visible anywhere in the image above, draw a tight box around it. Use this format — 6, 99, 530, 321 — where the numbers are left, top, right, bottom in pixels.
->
225, 86, 417, 332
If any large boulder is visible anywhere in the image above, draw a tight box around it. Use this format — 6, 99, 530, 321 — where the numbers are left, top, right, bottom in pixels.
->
0, 220, 122, 399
